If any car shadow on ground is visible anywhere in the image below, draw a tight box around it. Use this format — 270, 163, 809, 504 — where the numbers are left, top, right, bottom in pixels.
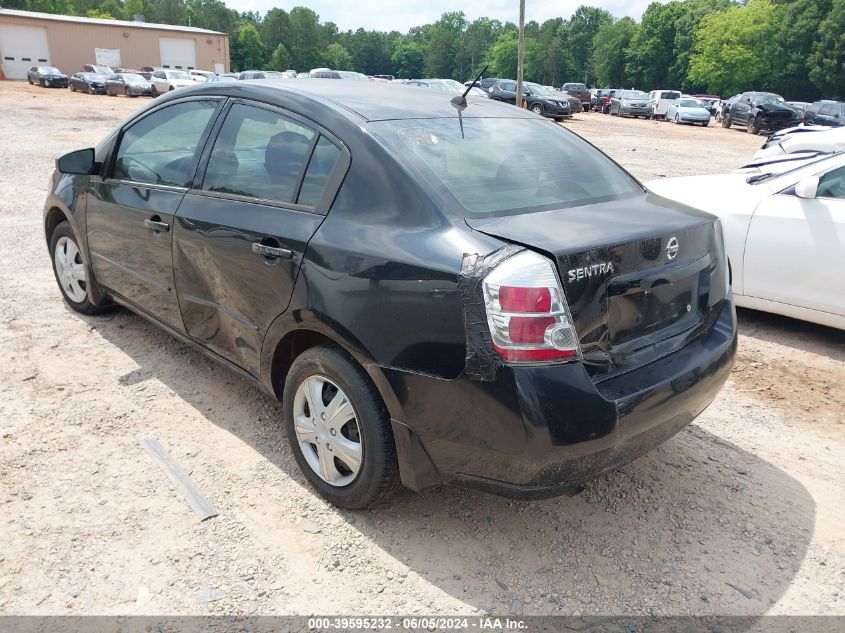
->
737, 307, 845, 361
91, 308, 815, 616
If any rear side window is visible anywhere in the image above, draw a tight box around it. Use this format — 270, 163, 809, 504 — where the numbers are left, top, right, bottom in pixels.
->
202, 103, 315, 204
297, 136, 341, 206
373, 118, 641, 217
113, 100, 217, 187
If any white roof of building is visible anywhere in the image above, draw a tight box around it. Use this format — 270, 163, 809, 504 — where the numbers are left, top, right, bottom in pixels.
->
0, 8, 226, 35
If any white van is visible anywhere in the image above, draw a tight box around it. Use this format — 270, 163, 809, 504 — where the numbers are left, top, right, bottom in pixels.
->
648, 89, 682, 119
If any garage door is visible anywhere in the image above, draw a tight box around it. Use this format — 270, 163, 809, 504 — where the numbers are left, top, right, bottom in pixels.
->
0, 25, 50, 80
159, 37, 196, 70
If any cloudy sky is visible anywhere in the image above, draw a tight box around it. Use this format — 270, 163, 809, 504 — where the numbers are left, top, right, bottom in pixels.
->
226, 0, 659, 32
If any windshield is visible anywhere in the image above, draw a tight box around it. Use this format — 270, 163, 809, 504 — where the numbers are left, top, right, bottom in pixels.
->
754, 93, 783, 105
39, 67, 61, 74
338, 71, 367, 80
680, 99, 705, 108
167, 71, 190, 80
81, 73, 104, 80
371, 118, 641, 217
566, 83, 587, 92
527, 85, 554, 97
622, 91, 648, 99
123, 73, 146, 83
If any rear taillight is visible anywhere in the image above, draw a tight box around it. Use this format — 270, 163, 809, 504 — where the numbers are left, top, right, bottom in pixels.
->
482, 250, 580, 363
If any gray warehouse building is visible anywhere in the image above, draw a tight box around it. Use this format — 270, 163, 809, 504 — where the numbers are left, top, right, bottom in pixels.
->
0, 8, 229, 80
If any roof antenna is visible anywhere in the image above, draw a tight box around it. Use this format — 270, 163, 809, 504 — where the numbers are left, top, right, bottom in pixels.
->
451, 64, 488, 139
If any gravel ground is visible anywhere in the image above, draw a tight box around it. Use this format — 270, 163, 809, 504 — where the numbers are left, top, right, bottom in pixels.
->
0, 82, 843, 617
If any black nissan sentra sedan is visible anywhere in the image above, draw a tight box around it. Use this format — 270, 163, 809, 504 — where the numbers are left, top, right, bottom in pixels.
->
44, 81, 737, 509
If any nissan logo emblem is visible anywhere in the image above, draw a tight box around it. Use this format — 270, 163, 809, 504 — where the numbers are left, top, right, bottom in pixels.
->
666, 236, 679, 260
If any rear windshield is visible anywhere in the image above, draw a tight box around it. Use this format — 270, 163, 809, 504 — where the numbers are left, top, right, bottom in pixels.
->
660, 91, 681, 100
680, 99, 705, 108
371, 118, 641, 217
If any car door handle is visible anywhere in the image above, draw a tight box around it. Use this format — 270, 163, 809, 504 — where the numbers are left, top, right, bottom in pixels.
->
144, 218, 169, 232
252, 242, 292, 259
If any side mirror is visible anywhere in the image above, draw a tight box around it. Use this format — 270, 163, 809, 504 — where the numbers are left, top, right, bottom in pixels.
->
795, 176, 819, 199
56, 148, 96, 175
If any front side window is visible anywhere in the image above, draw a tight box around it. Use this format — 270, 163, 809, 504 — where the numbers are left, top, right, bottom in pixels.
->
817, 165, 845, 199
372, 118, 641, 217
202, 104, 315, 203
113, 100, 218, 187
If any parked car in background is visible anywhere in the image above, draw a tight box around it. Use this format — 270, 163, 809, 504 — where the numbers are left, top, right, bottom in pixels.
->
666, 97, 712, 126
804, 101, 845, 127
408, 79, 487, 97
489, 81, 571, 119
690, 94, 721, 115
373, 74, 394, 81
239, 70, 287, 80
309, 70, 368, 80
647, 89, 682, 119
610, 90, 650, 118
189, 70, 216, 82
721, 92, 799, 134
150, 69, 194, 96
68, 72, 108, 94
648, 153, 845, 330
208, 74, 238, 83
601, 89, 620, 114
44, 80, 735, 509
590, 88, 606, 109
466, 77, 502, 93
786, 101, 811, 120
561, 82, 591, 111
280, 70, 298, 79
105, 73, 152, 97
27, 66, 68, 88
82, 64, 112, 75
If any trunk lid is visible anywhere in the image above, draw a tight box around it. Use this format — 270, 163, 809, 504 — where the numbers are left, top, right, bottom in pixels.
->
466, 193, 729, 380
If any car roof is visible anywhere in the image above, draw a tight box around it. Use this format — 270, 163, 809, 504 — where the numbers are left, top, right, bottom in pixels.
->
186, 80, 534, 122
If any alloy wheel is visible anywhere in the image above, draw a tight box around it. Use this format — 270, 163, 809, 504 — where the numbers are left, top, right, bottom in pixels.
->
531, 104, 543, 115
54, 236, 87, 303
293, 375, 363, 487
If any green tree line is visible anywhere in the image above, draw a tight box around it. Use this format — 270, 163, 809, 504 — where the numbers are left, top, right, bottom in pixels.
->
3, 0, 842, 99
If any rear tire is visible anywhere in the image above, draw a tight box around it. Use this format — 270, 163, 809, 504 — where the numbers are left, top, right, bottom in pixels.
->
151, 85, 158, 97
283, 345, 401, 509
721, 113, 732, 128
49, 221, 112, 315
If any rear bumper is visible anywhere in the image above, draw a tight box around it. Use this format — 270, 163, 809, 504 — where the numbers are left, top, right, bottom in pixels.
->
385, 297, 737, 498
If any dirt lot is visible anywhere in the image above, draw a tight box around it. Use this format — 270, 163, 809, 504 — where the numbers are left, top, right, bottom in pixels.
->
0, 82, 843, 618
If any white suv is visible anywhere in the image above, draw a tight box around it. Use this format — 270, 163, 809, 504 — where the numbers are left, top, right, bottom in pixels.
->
150, 70, 194, 96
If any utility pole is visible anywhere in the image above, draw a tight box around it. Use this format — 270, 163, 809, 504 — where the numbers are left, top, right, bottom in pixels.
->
516, 0, 525, 108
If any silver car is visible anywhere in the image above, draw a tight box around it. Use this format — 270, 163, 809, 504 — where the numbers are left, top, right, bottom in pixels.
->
610, 90, 650, 118
666, 97, 712, 126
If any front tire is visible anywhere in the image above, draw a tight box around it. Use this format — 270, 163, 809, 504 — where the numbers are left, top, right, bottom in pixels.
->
151, 85, 158, 97
530, 103, 544, 116
721, 113, 732, 128
747, 116, 760, 134
49, 222, 110, 315
283, 346, 400, 509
